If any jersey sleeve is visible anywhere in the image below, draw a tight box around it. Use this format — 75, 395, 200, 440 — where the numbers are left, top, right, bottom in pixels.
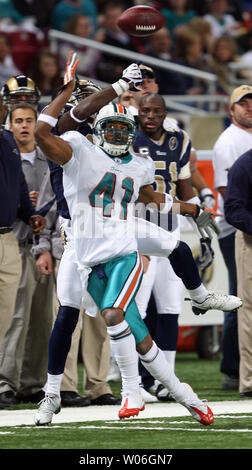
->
60, 130, 94, 168
179, 129, 191, 169
178, 160, 191, 179
144, 156, 156, 186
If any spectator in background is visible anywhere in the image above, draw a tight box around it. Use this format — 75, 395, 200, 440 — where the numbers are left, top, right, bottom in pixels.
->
0, 103, 54, 408
161, 0, 197, 39
203, 0, 241, 38
173, 29, 210, 95
28, 51, 62, 98
0, 123, 45, 351
11, 0, 60, 29
146, 27, 186, 95
187, 17, 214, 54
0, 34, 21, 89
50, 0, 97, 32
212, 84, 252, 391
0, 0, 24, 26
208, 35, 249, 95
224, 147, 252, 398
58, 14, 101, 79
95, 1, 137, 83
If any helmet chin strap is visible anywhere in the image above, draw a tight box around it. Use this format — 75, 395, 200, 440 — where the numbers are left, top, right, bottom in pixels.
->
103, 141, 129, 156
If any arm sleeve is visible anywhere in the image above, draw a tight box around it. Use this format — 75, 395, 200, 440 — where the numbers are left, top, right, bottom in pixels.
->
224, 161, 252, 235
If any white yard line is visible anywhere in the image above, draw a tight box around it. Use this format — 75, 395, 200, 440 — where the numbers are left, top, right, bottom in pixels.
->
0, 400, 251, 427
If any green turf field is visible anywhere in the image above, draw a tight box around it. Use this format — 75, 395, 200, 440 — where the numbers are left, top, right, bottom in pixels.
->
0, 353, 252, 454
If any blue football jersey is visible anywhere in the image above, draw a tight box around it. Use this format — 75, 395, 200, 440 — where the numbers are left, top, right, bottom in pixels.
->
133, 128, 191, 197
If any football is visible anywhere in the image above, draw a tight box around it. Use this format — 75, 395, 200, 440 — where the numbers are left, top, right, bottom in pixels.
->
117, 5, 165, 37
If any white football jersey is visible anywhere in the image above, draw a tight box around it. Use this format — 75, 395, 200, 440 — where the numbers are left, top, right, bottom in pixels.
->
61, 130, 155, 266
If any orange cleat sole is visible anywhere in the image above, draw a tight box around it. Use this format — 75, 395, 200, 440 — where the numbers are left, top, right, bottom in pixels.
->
118, 398, 145, 419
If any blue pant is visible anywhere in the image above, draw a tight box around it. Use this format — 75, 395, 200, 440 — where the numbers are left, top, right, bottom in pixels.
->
218, 231, 239, 377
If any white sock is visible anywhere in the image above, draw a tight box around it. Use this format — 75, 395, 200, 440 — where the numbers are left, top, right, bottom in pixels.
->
163, 350, 176, 373
45, 373, 63, 397
107, 320, 139, 394
139, 342, 188, 402
188, 284, 209, 303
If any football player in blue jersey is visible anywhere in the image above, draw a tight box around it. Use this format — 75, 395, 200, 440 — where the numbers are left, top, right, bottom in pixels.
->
133, 93, 216, 400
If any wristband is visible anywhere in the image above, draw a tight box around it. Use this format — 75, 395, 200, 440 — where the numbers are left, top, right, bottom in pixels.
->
200, 187, 214, 198
70, 106, 86, 123
37, 114, 58, 127
111, 79, 129, 96
186, 195, 201, 206
159, 193, 173, 214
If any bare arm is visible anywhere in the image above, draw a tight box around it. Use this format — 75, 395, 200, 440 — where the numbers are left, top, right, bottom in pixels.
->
176, 177, 195, 201
35, 81, 75, 165
138, 185, 199, 217
217, 186, 226, 199
57, 87, 118, 134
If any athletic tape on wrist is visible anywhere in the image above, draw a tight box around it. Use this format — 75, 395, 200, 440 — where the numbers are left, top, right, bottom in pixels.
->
70, 106, 85, 123
112, 79, 129, 96
186, 195, 201, 206
37, 114, 58, 127
200, 187, 214, 198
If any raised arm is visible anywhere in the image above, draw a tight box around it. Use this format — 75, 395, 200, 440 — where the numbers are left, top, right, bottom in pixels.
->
57, 59, 143, 134
36, 52, 143, 161
35, 79, 76, 165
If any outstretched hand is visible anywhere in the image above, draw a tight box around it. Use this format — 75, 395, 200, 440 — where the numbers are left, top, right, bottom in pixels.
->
63, 50, 80, 88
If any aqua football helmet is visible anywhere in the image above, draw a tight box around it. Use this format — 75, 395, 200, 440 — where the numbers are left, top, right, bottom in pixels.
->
93, 103, 137, 156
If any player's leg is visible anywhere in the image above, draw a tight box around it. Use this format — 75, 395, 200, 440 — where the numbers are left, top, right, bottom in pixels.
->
151, 257, 184, 400
125, 300, 214, 425
34, 245, 82, 425
135, 217, 242, 313
88, 252, 145, 418
134, 256, 158, 400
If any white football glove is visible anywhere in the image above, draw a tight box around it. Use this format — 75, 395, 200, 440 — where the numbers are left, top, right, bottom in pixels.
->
121, 63, 143, 91
200, 188, 215, 210
112, 63, 143, 96
63, 50, 79, 85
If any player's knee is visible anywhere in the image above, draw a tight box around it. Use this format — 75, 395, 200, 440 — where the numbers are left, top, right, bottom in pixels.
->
102, 307, 124, 326
170, 240, 190, 263
136, 333, 153, 355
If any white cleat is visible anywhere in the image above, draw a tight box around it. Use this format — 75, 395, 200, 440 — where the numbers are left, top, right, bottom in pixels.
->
190, 292, 242, 315
34, 394, 61, 425
119, 391, 145, 419
179, 383, 214, 426
140, 386, 158, 403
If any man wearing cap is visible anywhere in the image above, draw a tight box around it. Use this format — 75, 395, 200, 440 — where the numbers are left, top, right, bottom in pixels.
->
212, 84, 252, 391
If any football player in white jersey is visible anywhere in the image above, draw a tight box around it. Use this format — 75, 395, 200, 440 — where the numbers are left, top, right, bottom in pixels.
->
34, 53, 241, 426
